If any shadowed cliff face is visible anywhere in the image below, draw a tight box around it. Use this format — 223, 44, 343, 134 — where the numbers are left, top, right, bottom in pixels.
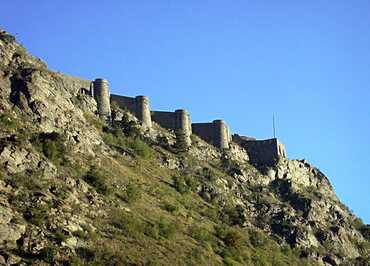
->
0, 29, 369, 266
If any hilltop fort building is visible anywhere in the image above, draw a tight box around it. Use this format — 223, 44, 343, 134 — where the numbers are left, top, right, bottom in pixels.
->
84, 78, 287, 165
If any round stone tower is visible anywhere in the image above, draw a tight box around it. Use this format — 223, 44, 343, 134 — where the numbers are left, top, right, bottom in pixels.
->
213, 119, 230, 149
175, 109, 192, 148
93, 78, 111, 120
135, 96, 152, 129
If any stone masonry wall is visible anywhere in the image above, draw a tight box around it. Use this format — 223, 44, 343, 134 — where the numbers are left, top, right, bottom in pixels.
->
192, 120, 231, 149
111, 94, 152, 129
191, 122, 214, 144
151, 110, 192, 147
111, 94, 136, 113
151, 111, 176, 129
233, 135, 287, 166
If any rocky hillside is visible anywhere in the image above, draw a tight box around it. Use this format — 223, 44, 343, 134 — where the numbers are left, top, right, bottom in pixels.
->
0, 28, 369, 266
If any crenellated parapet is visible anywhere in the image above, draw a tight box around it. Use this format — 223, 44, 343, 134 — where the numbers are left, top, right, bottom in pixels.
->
151, 109, 192, 148
192, 119, 231, 149
110, 94, 152, 129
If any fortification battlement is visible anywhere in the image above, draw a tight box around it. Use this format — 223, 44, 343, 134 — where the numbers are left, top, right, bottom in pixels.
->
192, 119, 231, 149
151, 109, 192, 148
232, 134, 287, 166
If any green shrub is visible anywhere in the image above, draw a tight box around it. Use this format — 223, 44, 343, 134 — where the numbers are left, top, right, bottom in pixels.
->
249, 229, 267, 248
222, 205, 246, 226
41, 245, 57, 264
31, 132, 66, 162
360, 225, 370, 241
74, 247, 95, 263
55, 229, 68, 244
0, 113, 17, 130
51, 185, 69, 200
74, 240, 129, 265
110, 210, 176, 242
356, 240, 370, 256
352, 217, 364, 231
69, 256, 84, 266
215, 224, 228, 240
102, 132, 120, 147
6, 170, 42, 191
43, 140, 59, 160
223, 228, 246, 248
172, 175, 198, 194
83, 167, 111, 195
201, 207, 219, 222
158, 217, 176, 239
123, 182, 142, 204
72, 229, 89, 239
185, 175, 198, 192
174, 129, 190, 152
143, 217, 177, 240
110, 210, 145, 238
199, 167, 217, 181
130, 138, 153, 159
144, 222, 160, 240
223, 256, 242, 266
162, 202, 179, 214
188, 246, 213, 265
218, 244, 250, 266
251, 250, 270, 266
156, 135, 171, 148
221, 157, 243, 176
14, 46, 28, 58
84, 112, 105, 131
190, 225, 211, 243
215, 225, 246, 249
120, 113, 141, 138
103, 129, 153, 160
24, 203, 50, 226
173, 176, 188, 194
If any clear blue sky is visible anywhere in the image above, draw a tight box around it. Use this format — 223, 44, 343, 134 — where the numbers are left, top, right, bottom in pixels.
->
2, 1, 369, 223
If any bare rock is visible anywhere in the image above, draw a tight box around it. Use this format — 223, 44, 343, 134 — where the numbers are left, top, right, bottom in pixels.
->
0, 205, 26, 248
18, 226, 49, 255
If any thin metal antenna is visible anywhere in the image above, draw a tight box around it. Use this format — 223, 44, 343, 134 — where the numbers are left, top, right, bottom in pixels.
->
273, 114, 276, 139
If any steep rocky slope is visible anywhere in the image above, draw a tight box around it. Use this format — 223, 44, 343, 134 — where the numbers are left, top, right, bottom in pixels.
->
0, 28, 369, 266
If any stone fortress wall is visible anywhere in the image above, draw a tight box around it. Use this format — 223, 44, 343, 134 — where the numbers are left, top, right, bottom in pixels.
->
151, 109, 192, 148
82, 77, 287, 165
110, 94, 152, 129
232, 134, 287, 166
192, 120, 232, 149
